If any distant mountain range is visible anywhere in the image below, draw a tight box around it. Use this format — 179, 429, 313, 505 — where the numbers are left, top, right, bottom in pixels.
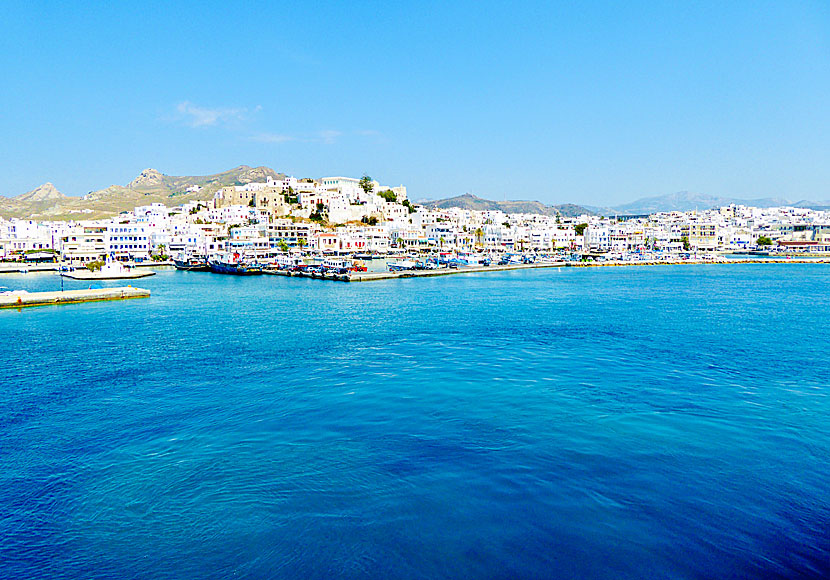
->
586, 191, 830, 215
422, 190, 830, 217
419, 193, 592, 217
0, 166, 283, 220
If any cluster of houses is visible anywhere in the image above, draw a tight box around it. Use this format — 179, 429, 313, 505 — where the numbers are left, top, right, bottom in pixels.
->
2, 174, 830, 263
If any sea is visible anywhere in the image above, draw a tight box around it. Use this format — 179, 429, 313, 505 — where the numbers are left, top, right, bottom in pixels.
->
1, 264, 828, 579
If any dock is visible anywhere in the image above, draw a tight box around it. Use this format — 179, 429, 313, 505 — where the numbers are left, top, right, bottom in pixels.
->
264, 262, 568, 282
0, 263, 57, 274
0, 287, 150, 309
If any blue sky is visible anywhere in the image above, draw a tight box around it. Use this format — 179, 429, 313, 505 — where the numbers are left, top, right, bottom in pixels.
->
1, 0, 829, 205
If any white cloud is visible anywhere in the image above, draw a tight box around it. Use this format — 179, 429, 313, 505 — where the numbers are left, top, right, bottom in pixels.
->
251, 133, 295, 144
175, 101, 249, 128
318, 130, 342, 144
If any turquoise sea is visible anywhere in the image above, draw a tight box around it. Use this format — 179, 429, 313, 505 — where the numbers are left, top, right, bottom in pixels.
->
1, 265, 829, 579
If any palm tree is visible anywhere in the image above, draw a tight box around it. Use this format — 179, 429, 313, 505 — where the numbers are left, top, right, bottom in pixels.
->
474, 227, 484, 248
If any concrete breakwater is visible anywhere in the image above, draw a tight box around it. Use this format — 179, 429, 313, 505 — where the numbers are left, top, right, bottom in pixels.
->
264, 257, 830, 282
263, 262, 567, 282
0, 287, 150, 309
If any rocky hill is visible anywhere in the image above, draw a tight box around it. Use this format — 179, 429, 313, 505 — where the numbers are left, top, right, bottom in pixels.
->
0, 166, 284, 220
420, 193, 593, 217
16, 182, 67, 203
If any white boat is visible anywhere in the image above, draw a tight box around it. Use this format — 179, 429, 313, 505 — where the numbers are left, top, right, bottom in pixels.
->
61, 259, 156, 280
274, 254, 302, 270
388, 260, 419, 271
322, 257, 351, 272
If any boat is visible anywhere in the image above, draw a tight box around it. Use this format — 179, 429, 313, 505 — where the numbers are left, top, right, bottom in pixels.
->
61, 259, 156, 280
322, 257, 352, 273
208, 252, 263, 275
273, 254, 302, 270
173, 253, 210, 272
319, 257, 368, 274
388, 260, 419, 272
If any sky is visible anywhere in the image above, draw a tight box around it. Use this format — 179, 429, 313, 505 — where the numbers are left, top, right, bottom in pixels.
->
1, 0, 829, 206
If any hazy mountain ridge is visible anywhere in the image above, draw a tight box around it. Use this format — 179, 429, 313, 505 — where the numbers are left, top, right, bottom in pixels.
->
592, 191, 830, 215
420, 193, 593, 217
0, 165, 283, 220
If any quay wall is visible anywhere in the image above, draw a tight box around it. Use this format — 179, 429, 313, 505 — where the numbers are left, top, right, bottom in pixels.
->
0, 287, 150, 309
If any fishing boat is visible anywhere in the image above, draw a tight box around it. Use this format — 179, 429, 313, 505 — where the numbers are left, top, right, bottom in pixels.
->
208, 252, 263, 275
173, 253, 210, 272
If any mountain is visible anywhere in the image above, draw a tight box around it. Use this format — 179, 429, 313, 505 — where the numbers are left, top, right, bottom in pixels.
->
16, 182, 67, 203
596, 191, 830, 215
420, 193, 593, 217
0, 165, 283, 220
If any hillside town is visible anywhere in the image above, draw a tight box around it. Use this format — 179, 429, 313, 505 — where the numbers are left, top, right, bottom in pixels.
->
2, 173, 830, 264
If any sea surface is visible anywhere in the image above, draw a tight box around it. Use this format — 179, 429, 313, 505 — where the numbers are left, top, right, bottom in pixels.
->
1, 264, 829, 579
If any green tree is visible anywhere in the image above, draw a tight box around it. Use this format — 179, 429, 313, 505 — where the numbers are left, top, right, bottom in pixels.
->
277, 239, 289, 252
474, 227, 484, 247
310, 202, 327, 222
378, 189, 397, 203
574, 223, 588, 236
681, 236, 691, 251
359, 174, 374, 195
757, 236, 773, 246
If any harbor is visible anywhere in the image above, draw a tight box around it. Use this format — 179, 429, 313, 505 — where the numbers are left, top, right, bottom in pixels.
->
260, 255, 830, 282
0, 286, 150, 309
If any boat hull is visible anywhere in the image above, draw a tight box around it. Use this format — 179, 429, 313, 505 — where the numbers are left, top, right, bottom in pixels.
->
174, 259, 211, 272
208, 261, 263, 275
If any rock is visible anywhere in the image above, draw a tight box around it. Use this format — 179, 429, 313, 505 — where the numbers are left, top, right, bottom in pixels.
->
16, 182, 67, 202
128, 169, 165, 189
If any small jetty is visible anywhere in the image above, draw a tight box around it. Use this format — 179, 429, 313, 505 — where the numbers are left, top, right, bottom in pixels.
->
0, 287, 150, 309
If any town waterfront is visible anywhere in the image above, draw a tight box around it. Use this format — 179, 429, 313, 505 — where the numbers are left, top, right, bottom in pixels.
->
2, 265, 829, 579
